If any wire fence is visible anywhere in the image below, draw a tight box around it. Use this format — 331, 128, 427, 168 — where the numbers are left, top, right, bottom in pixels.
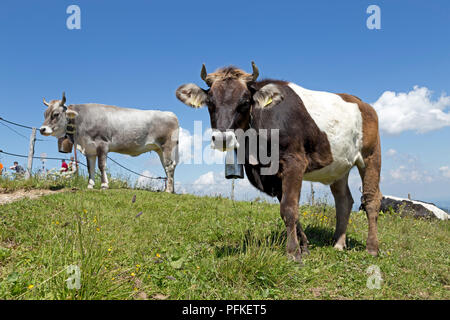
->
0, 117, 244, 189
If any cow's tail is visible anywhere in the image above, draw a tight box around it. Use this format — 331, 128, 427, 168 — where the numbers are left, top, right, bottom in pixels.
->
174, 137, 180, 165
172, 126, 180, 166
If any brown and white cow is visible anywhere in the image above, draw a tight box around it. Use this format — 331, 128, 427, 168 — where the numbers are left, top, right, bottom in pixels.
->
176, 62, 382, 263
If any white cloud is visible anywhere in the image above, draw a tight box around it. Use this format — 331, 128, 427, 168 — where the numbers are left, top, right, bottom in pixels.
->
373, 86, 450, 134
176, 170, 274, 201
388, 165, 433, 183
177, 127, 225, 165
194, 170, 222, 186
386, 148, 397, 157
439, 166, 450, 179
136, 170, 165, 190
177, 127, 194, 164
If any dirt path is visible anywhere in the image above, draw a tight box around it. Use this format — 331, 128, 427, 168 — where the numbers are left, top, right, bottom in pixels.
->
0, 189, 65, 205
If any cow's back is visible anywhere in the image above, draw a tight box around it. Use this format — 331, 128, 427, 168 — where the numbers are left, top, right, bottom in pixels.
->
71, 103, 178, 155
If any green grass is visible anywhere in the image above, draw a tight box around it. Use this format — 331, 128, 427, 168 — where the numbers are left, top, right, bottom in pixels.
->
0, 188, 449, 300
0, 172, 130, 192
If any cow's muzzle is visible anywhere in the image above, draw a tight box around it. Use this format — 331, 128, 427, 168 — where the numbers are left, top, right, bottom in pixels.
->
39, 126, 53, 136
211, 131, 239, 151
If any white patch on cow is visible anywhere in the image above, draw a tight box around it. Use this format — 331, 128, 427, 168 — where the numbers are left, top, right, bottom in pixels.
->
384, 195, 449, 220
288, 83, 364, 184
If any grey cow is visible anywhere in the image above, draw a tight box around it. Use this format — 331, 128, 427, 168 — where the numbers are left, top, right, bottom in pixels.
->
40, 92, 179, 192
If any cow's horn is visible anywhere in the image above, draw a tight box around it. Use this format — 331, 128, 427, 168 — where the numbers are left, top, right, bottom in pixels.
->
61, 92, 66, 106
200, 64, 208, 83
251, 61, 259, 81
43, 97, 50, 107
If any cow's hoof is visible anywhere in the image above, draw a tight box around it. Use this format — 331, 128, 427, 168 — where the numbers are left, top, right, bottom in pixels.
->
101, 183, 109, 190
288, 252, 303, 265
366, 241, 379, 257
301, 246, 310, 255
333, 243, 346, 251
87, 184, 94, 189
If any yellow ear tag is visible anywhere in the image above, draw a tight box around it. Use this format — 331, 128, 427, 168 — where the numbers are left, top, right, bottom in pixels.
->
191, 98, 200, 108
264, 97, 273, 107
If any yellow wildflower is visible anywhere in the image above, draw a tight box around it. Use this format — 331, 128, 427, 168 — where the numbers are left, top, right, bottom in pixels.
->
156, 253, 161, 258
83, 209, 87, 214
96, 227, 100, 232
27, 284, 34, 290
131, 272, 136, 277
107, 248, 112, 252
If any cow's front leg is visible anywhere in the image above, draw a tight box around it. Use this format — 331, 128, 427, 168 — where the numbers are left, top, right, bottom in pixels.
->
280, 158, 307, 264
157, 145, 177, 193
86, 155, 97, 189
297, 221, 310, 255
97, 150, 109, 189
278, 193, 309, 255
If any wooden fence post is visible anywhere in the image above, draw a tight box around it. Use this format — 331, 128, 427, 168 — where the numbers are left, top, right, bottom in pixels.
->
24, 127, 36, 179
231, 179, 235, 201
310, 182, 315, 206
73, 144, 79, 175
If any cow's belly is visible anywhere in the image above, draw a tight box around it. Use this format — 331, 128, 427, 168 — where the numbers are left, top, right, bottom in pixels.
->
110, 143, 159, 156
303, 160, 355, 184
108, 132, 160, 156
76, 133, 159, 157
288, 83, 364, 185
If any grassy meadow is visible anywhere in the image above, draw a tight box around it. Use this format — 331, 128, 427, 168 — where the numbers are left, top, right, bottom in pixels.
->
0, 178, 449, 300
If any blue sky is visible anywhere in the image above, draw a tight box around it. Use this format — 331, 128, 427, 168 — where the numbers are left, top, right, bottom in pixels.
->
1, 1, 449, 206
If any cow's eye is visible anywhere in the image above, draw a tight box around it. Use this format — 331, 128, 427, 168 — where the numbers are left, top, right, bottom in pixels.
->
52, 113, 59, 119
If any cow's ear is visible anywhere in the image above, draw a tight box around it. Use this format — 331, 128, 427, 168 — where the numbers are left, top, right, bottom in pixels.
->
253, 84, 284, 108
176, 83, 208, 108
66, 109, 78, 119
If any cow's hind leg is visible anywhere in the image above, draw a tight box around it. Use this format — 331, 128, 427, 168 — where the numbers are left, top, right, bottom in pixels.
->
86, 155, 96, 189
330, 172, 353, 251
358, 146, 382, 256
157, 141, 178, 193
97, 149, 109, 189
